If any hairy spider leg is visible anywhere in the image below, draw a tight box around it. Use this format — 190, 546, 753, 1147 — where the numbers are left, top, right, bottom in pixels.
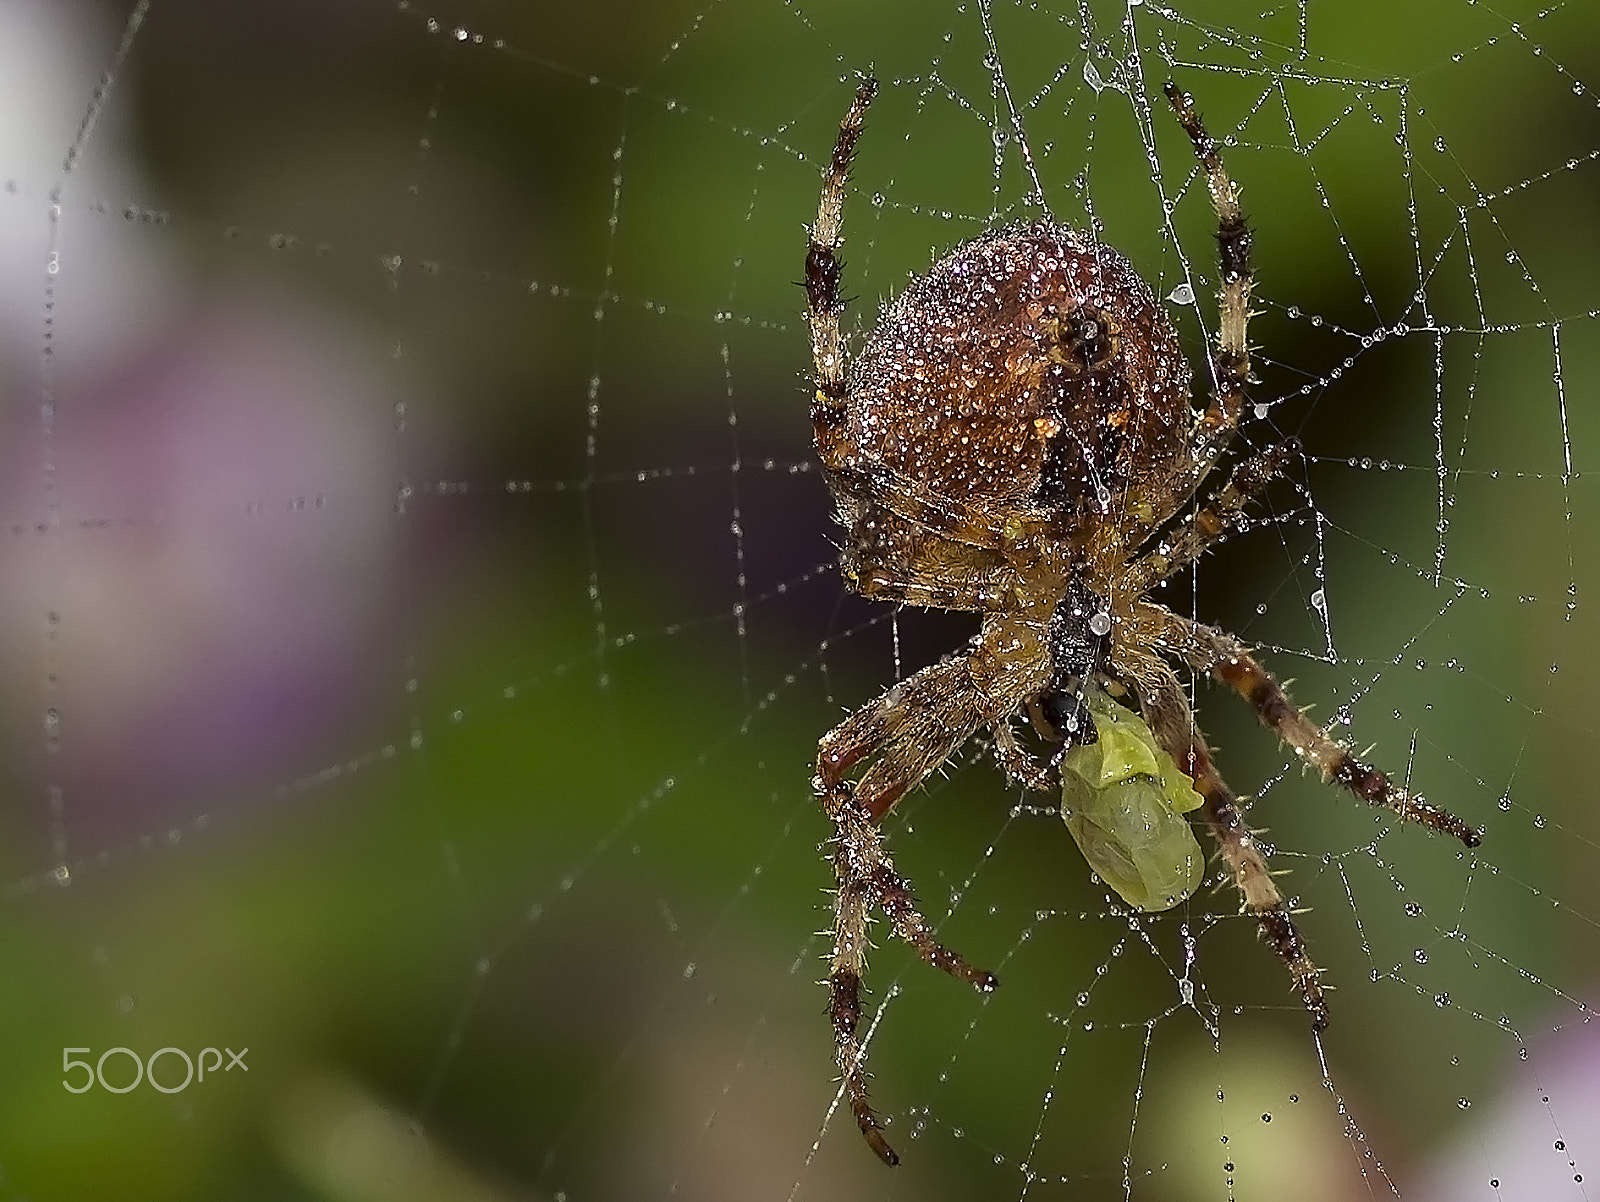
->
816, 652, 1029, 1166
825, 460, 1059, 552
1112, 649, 1330, 1026
815, 618, 1059, 1164
1086, 82, 1259, 558
822, 784, 995, 1167
806, 76, 875, 465
991, 717, 1060, 791
1163, 82, 1254, 468
1154, 608, 1483, 848
1113, 600, 1481, 1029
1123, 437, 1301, 598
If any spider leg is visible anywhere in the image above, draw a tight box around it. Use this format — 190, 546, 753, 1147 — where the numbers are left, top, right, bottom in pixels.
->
1149, 605, 1483, 847
1124, 437, 1300, 596
842, 569, 1004, 612
829, 461, 1055, 553
816, 637, 1048, 1164
821, 654, 990, 820
807, 77, 876, 468
1112, 649, 1329, 1027
991, 719, 1058, 791
1164, 82, 1253, 464
821, 783, 995, 1166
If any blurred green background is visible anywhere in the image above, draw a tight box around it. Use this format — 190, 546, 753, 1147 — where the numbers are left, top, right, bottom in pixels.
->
0, 1, 1597, 1199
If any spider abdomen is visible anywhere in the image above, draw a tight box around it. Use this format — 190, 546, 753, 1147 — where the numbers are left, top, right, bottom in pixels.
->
843, 220, 1195, 532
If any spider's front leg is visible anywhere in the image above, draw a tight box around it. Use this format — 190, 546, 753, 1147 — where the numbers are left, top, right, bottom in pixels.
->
1114, 650, 1330, 1027
816, 650, 1028, 1165
819, 774, 995, 1166
1156, 608, 1483, 847
990, 718, 1061, 791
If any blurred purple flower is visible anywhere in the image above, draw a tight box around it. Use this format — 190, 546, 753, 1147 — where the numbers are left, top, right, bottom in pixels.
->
0, 298, 403, 830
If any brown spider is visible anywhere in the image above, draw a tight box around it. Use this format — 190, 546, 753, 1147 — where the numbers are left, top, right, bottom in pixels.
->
803, 77, 1482, 1166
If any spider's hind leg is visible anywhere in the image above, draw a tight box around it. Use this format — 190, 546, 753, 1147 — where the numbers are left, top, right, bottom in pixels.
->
807, 77, 876, 467
1164, 81, 1254, 456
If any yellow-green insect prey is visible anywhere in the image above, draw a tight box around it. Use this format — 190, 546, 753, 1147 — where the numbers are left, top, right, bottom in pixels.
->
1060, 685, 1205, 911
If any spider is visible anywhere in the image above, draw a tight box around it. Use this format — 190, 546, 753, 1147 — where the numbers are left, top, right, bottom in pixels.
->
803, 77, 1482, 1166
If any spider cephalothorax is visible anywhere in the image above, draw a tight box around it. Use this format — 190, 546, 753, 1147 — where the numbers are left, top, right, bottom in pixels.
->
803, 77, 1481, 1166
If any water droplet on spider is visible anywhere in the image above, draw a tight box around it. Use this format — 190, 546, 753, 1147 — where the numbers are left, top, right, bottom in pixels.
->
1166, 283, 1195, 305
1089, 611, 1112, 637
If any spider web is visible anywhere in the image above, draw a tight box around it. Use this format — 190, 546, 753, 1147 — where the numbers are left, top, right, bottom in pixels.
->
1, 0, 1597, 1199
